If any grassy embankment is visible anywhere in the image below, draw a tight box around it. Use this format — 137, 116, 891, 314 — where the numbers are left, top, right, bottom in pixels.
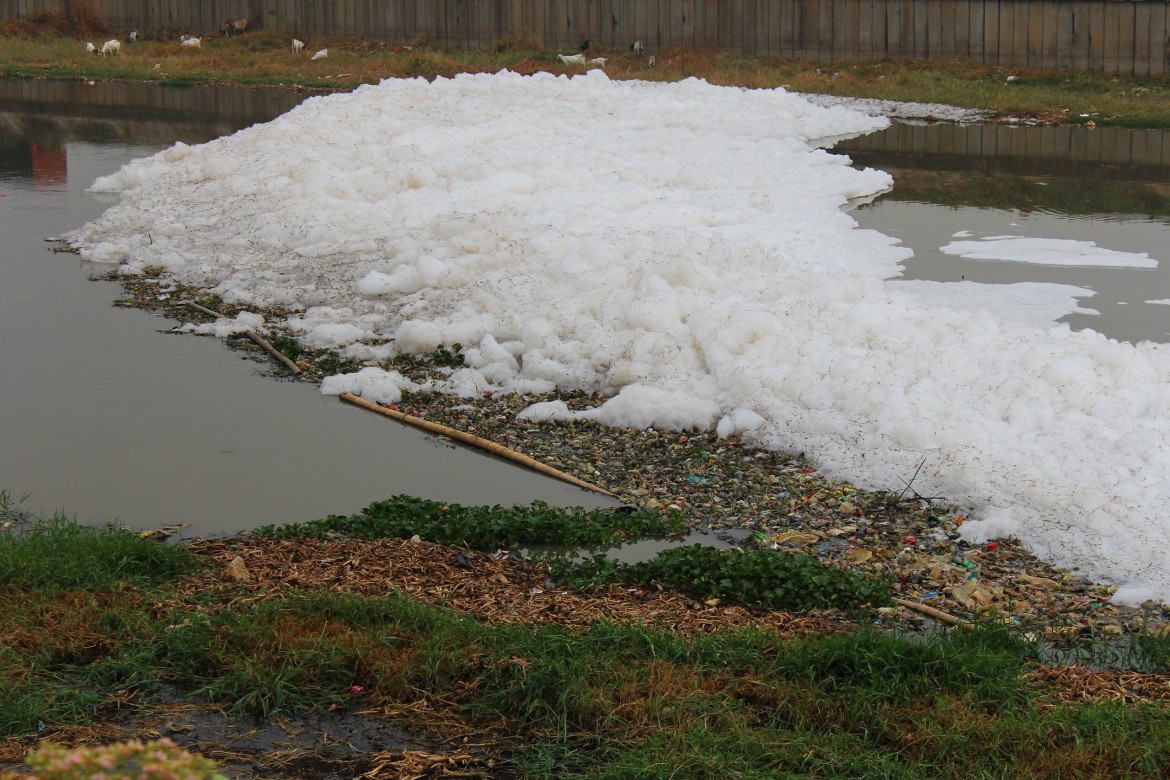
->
5, 25, 1170, 128
4, 490, 1170, 779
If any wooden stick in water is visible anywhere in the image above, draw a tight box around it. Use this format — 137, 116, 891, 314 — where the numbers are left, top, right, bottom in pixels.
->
339, 391, 617, 498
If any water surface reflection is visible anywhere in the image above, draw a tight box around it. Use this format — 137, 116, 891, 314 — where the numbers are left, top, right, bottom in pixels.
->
0, 79, 616, 537
835, 121, 1170, 343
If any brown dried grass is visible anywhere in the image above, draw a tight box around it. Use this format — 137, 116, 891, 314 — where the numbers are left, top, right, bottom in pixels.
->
69, 1, 109, 40
180, 536, 848, 638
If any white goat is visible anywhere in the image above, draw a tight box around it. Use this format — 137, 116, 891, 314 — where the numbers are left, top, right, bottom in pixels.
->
291, 38, 305, 53
588, 57, 607, 67
180, 36, 201, 49
84, 41, 96, 54
631, 40, 644, 55
648, 55, 655, 68
128, 31, 138, 42
557, 52, 586, 66
310, 47, 328, 60
100, 39, 121, 56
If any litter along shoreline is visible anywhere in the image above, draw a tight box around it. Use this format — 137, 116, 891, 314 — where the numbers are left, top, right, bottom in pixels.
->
99, 271, 1170, 642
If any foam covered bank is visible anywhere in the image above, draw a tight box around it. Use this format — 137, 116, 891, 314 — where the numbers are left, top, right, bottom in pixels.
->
66, 71, 1170, 604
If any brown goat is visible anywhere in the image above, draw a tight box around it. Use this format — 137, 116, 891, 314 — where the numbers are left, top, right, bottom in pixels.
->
220, 18, 248, 36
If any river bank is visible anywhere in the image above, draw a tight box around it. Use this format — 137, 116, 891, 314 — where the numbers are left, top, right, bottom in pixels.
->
5, 28, 1170, 128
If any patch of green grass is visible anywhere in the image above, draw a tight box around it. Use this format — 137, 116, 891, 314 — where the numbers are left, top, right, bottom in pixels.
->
0, 515, 195, 590
547, 544, 892, 612
6, 578, 1170, 777
252, 495, 685, 548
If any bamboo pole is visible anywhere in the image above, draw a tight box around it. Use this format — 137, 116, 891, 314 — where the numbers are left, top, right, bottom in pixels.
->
894, 597, 963, 626
339, 392, 617, 498
182, 300, 302, 376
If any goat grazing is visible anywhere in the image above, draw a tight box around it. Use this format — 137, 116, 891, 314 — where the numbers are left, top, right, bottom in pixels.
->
291, 38, 305, 53
180, 36, 201, 48
85, 41, 96, 54
220, 18, 248, 36
127, 31, 139, 42
311, 48, 328, 60
631, 40, 644, 55
589, 57, 607, 67
557, 52, 586, 66
99, 39, 121, 56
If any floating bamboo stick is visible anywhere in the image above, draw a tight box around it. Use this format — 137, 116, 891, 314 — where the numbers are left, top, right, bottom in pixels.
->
339, 392, 617, 498
182, 300, 302, 375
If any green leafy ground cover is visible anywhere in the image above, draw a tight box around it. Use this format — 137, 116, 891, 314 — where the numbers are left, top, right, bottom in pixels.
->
4, 502, 1170, 778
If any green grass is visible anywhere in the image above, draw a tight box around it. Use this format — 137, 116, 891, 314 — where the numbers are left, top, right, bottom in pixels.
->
0, 514, 196, 590
546, 544, 893, 612
4, 511, 1170, 777
253, 494, 687, 548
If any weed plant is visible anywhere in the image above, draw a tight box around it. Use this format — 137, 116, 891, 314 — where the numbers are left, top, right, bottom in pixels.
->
546, 544, 892, 612
253, 495, 685, 548
0, 515, 194, 589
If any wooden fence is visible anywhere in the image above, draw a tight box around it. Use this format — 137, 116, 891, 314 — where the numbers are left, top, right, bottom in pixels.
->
3, 0, 1169, 75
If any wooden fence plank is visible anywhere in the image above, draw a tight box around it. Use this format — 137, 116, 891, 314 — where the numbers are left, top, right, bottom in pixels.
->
770, 0, 786, 57
801, 0, 817, 59
1102, 0, 1120, 73
1027, 0, 1044, 68
817, 0, 832, 60
901, 0, 916, 59
926, 0, 940, 58
680, 0, 694, 49
967, 0, 983, 61
1010, 1, 1028, 67
1040, 1, 1058, 69
859, 0, 873, 58
739, 0, 758, 53
913, 0, 928, 59
941, 0, 957, 59
1117, 0, 1135, 77
850, 0, 862, 59
1088, 0, 1104, 72
1133, 1, 1151, 77
1150, 1, 1168, 76
1070, 0, 1088, 71
832, 0, 847, 58
1055, 1, 1072, 71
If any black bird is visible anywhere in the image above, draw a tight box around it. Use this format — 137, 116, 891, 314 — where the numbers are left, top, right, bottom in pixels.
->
578, 38, 590, 53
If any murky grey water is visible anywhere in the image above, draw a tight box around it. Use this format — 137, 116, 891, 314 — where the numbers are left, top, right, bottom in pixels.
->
834, 121, 1170, 344
0, 79, 616, 537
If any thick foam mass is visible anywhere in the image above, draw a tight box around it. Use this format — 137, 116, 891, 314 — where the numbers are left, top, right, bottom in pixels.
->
66, 72, 1170, 603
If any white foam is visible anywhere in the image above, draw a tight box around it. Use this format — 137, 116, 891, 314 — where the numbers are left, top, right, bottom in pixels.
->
941, 236, 1157, 268
65, 72, 1170, 603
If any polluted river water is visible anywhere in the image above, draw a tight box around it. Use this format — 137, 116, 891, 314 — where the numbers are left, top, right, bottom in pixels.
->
6, 78, 1170, 548
0, 79, 618, 538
